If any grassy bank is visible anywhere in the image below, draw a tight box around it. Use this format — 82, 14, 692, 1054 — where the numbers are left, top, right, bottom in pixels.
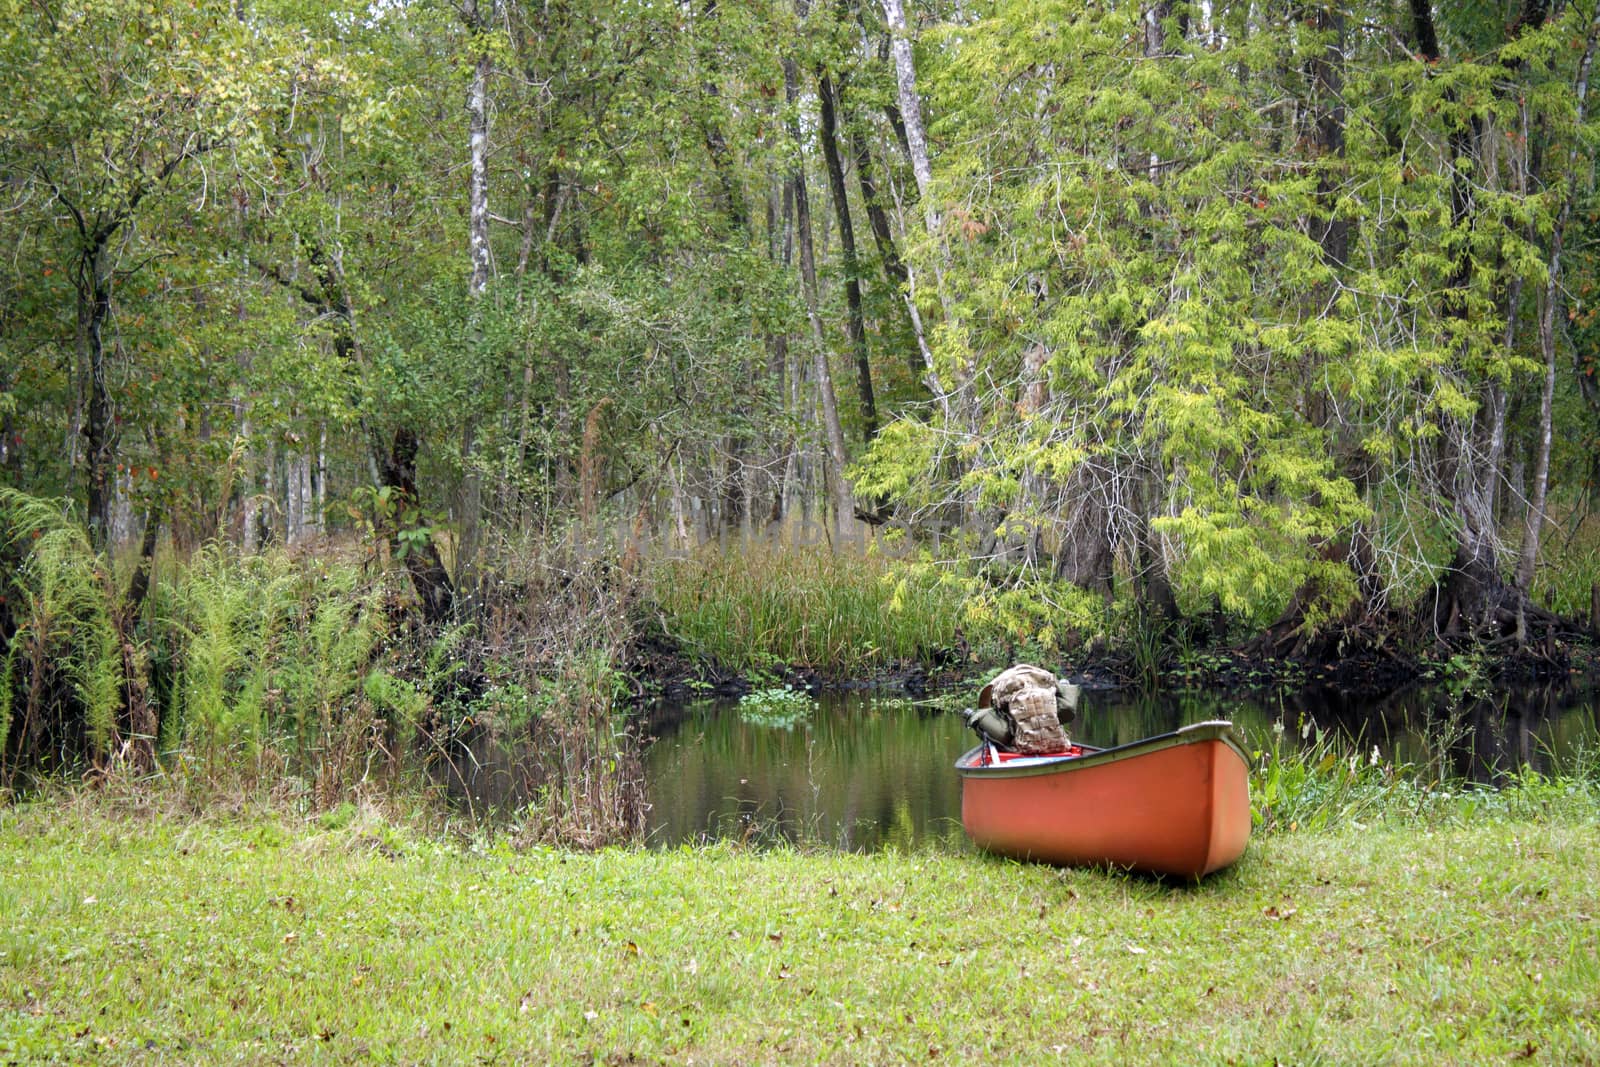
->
3, 787, 1597, 1065
648, 543, 979, 676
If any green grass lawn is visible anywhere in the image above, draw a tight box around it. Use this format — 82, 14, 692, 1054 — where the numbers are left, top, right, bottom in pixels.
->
3, 799, 1597, 1065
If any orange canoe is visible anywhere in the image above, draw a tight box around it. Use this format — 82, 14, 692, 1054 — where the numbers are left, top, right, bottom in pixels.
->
956, 720, 1252, 878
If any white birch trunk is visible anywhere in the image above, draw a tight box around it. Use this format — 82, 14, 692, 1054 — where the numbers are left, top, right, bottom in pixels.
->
880, 0, 936, 225
241, 412, 259, 553
460, 0, 493, 577
263, 434, 278, 547
315, 424, 327, 535
466, 0, 493, 299
288, 450, 313, 546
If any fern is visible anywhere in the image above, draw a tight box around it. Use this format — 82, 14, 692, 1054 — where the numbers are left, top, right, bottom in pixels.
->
0, 488, 124, 770
163, 545, 299, 769
274, 565, 389, 767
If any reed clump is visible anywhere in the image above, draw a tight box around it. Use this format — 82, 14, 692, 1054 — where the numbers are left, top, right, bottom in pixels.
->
648, 542, 970, 674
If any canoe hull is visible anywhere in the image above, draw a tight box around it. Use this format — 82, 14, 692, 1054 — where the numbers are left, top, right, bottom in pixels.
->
957, 721, 1251, 878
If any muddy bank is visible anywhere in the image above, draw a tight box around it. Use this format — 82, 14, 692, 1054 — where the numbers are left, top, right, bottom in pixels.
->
623, 613, 1600, 707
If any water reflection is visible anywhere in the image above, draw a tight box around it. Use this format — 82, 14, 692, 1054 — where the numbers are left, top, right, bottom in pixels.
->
641, 684, 1600, 852
640, 695, 971, 853
1304, 683, 1600, 784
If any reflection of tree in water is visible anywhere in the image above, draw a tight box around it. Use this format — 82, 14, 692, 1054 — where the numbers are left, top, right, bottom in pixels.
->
1243, 683, 1599, 785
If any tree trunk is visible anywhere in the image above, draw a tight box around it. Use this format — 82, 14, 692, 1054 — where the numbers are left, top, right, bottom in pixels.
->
880, 0, 964, 444
1407, 0, 1511, 633
766, 177, 794, 526
80, 241, 116, 552
850, 124, 925, 381
1517, 8, 1600, 592
315, 425, 328, 534
460, 0, 493, 581
1309, 6, 1348, 269
287, 449, 312, 545
817, 71, 877, 441
881, 0, 935, 221
265, 239, 454, 621
118, 508, 161, 774
784, 54, 856, 537
381, 427, 456, 626
466, 0, 493, 299
0, 365, 16, 476
1133, 471, 1179, 623
880, 0, 952, 318
1053, 478, 1116, 599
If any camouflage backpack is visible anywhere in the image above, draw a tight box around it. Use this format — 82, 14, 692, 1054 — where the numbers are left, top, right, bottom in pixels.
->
977, 664, 1078, 755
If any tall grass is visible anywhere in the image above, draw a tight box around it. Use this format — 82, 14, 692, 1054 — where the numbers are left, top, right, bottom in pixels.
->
1251, 718, 1397, 833
648, 542, 969, 674
1533, 508, 1600, 619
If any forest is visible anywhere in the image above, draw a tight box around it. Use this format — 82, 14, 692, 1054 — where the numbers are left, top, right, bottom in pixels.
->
6, 0, 1600, 795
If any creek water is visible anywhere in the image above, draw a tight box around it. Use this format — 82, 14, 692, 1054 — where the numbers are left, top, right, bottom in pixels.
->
639, 682, 1600, 852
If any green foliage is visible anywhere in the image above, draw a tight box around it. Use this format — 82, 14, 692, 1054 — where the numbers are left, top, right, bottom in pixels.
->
948, 571, 1106, 660
1530, 513, 1600, 618
1251, 718, 1397, 834
9, 0, 1600, 824
844, 0, 1600, 636
362, 670, 429, 735
0, 489, 123, 776
271, 566, 392, 788
149, 546, 398, 790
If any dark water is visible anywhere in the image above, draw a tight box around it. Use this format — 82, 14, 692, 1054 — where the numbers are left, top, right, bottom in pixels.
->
640, 683, 1600, 852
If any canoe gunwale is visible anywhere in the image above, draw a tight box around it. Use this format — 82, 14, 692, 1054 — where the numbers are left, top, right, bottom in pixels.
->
954, 719, 1249, 780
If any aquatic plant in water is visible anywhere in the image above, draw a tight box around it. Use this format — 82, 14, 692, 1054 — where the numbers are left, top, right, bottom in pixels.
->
737, 686, 812, 729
